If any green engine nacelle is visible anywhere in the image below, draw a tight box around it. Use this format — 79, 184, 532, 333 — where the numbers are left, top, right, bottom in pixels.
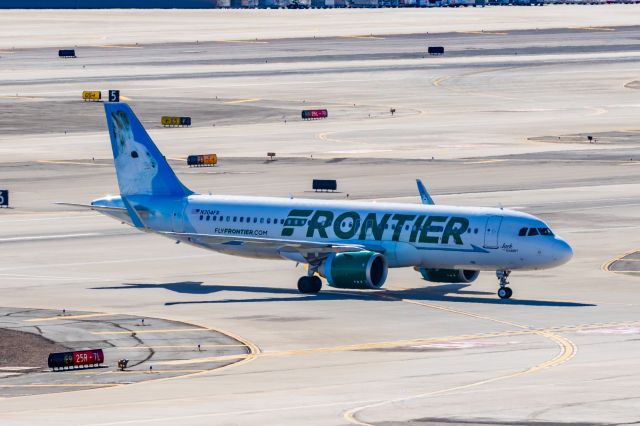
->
320, 251, 388, 290
418, 268, 480, 283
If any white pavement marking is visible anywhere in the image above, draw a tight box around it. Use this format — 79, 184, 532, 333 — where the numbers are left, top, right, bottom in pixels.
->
0, 233, 101, 242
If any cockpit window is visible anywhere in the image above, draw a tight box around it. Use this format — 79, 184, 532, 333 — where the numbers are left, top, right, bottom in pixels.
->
518, 227, 527, 237
528, 228, 539, 236
538, 227, 554, 236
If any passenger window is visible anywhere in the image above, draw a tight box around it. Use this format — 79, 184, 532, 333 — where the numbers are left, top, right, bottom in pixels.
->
233, 216, 237, 222
247, 217, 250, 223
253, 218, 257, 223
267, 218, 271, 224
474, 228, 478, 234
206, 216, 210, 221
226, 216, 230, 222
519, 227, 527, 237
212, 216, 217, 221
280, 219, 284, 224
260, 218, 264, 224
528, 228, 539, 236
239, 217, 244, 223
199, 215, 203, 221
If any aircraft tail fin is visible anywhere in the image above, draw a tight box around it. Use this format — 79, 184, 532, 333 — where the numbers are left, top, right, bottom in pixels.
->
104, 103, 192, 197
416, 179, 435, 205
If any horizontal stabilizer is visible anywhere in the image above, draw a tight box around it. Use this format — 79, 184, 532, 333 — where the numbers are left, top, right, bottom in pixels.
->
55, 202, 126, 213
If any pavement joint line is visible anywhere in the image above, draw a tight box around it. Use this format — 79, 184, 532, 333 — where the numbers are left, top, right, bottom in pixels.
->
219, 40, 268, 44
343, 35, 386, 40
37, 160, 111, 167
460, 31, 508, 35
94, 44, 143, 49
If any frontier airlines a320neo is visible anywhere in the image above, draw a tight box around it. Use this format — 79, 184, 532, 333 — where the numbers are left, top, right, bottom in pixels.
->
62, 103, 573, 299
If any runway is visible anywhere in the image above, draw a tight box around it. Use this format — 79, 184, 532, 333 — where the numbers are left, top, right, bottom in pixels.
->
1, 7, 640, 425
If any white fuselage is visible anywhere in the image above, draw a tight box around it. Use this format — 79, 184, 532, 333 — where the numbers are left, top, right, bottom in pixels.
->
94, 194, 573, 272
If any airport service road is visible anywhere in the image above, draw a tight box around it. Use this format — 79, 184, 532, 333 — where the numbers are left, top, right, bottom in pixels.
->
1, 10, 640, 425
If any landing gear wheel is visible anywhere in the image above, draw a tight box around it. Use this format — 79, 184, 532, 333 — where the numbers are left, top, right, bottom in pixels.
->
310, 276, 322, 293
297, 276, 322, 294
498, 287, 513, 299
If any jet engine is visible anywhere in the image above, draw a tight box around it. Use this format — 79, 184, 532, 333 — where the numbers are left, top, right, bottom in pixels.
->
417, 268, 480, 283
319, 251, 388, 289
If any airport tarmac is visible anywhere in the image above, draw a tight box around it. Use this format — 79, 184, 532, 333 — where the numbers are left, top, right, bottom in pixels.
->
1, 8, 640, 425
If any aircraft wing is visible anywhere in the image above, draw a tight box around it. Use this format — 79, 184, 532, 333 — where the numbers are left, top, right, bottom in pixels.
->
159, 231, 384, 261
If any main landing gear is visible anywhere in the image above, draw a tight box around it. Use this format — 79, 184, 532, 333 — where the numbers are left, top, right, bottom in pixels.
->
496, 270, 513, 299
297, 275, 322, 294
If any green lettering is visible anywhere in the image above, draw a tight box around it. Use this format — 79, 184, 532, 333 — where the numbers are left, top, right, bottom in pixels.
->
281, 209, 313, 237
441, 217, 469, 245
334, 211, 361, 240
392, 214, 416, 242
419, 216, 447, 244
409, 215, 426, 243
306, 210, 334, 238
358, 213, 391, 241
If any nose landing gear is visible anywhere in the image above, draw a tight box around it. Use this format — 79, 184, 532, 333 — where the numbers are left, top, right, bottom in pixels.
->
496, 270, 512, 299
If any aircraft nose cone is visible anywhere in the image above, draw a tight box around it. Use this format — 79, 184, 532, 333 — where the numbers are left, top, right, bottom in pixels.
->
554, 238, 573, 265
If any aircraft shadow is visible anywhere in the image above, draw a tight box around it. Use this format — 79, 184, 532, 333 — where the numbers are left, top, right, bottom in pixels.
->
386, 284, 596, 307
91, 281, 594, 308
90, 281, 371, 305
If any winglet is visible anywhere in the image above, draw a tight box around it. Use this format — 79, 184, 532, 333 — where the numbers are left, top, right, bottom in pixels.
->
416, 179, 435, 205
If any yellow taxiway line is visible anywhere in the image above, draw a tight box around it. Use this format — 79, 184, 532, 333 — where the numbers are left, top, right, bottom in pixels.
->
92, 327, 211, 335
344, 293, 577, 426
573, 26, 616, 32
224, 98, 261, 104
157, 318, 632, 368
115, 344, 247, 350
25, 313, 113, 322
602, 249, 640, 274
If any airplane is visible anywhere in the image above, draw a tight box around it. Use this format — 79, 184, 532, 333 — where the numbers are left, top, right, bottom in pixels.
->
63, 103, 573, 300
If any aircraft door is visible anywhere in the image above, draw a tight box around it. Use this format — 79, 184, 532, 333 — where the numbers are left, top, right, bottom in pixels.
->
483, 215, 503, 249
172, 200, 186, 233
